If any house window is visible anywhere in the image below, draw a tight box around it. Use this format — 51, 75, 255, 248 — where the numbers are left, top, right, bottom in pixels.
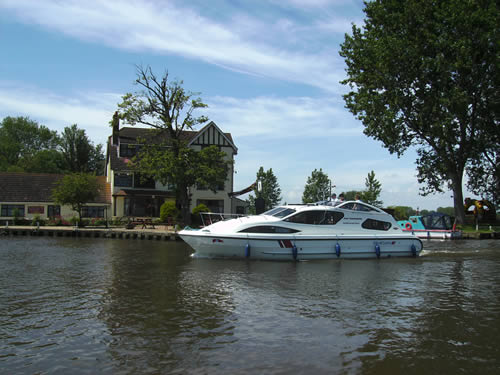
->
82, 206, 106, 218
119, 144, 139, 157
197, 181, 225, 191
134, 174, 155, 189
115, 173, 133, 187
197, 199, 224, 213
48, 205, 61, 218
1, 204, 25, 217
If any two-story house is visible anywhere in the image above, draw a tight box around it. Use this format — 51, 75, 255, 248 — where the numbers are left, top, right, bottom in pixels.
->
106, 120, 244, 218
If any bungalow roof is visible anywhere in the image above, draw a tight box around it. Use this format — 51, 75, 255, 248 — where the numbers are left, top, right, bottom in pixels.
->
0, 172, 111, 204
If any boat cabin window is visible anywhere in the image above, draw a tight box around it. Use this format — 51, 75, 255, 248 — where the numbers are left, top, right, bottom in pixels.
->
262, 207, 296, 218
284, 210, 344, 225
340, 202, 378, 212
238, 226, 300, 233
362, 218, 392, 231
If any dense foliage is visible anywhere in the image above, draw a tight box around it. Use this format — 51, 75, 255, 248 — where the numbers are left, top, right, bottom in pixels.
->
0, 117, 104, 174
51, 173, 99, 222
361, 170, 383, 207
340, 0, 499, 223
60, 124, 105, 174
248, 167, 282, 214
160, 201, 179, 223
302, 168, 331, 203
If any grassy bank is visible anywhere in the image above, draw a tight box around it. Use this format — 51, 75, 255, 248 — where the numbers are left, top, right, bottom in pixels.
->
457, 224, 500, 234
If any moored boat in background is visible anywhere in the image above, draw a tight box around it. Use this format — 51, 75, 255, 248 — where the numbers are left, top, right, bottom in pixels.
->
398, 212, 462, 239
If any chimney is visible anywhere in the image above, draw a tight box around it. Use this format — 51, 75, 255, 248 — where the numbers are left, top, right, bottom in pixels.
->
112, 111, 120, 146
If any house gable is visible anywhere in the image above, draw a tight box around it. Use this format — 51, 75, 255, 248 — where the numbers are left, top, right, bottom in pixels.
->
188, 121, 238, 154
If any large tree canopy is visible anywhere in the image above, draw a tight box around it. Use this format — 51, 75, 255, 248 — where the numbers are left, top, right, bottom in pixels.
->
340, 0, 499, 223
0, 116, 59, 170
117, 65, 229, 224
60, 124, 105, 174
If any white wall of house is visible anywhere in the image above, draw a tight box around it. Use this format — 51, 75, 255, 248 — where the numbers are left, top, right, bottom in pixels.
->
189, 145, 235, 214
0, 202, 111, 222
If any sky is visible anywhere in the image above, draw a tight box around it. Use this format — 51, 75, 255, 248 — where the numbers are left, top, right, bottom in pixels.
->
0, 0, 468, 210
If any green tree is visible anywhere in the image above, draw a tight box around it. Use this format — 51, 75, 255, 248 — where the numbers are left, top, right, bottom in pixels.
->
339, 0, 499, 224
302, 168, 331, 203
466, 141, 500, 207
248, 167, 282, 214
51, 173, 99, 223
60, 124, 104, 174
117, 65, 228, 224
160, 201, 179, 223
388, 206, 416, 221
18, 149, 66, 174
341, 190, 359, 201
362, 170, 383, 207
0, 116, 59, 170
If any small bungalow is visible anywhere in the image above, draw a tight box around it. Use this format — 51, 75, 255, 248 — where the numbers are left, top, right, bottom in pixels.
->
0, 172, 111, 224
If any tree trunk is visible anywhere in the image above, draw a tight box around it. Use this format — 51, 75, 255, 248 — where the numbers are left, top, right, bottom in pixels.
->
450, 173, 466, 225
177, 184, 192, 226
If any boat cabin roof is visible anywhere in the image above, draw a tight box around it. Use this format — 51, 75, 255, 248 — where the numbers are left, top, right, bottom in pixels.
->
262, 201, 386, 219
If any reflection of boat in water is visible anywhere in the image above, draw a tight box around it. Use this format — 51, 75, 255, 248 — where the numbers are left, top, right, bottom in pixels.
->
179, 201, 423, 260
397, 213, 462, 239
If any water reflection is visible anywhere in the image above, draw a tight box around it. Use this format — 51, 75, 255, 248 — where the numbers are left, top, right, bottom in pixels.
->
1, 237, 499, 374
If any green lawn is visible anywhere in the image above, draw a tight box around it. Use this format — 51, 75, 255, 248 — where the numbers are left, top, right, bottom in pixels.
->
457, 224, 500, 233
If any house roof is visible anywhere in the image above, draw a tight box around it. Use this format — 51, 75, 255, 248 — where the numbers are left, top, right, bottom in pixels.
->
115, 122, 236, 147
0, 173, 111, 204
107, 121, 237, 173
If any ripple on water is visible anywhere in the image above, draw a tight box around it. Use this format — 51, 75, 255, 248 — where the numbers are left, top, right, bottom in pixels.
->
1, 237, 500, 374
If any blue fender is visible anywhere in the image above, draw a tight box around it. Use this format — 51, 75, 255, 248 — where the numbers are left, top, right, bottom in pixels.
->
335, 243, 341, 258
292, 244, 298, 260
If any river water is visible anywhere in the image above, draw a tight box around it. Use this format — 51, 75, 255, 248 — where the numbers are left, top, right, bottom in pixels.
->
1, 237, 499, 374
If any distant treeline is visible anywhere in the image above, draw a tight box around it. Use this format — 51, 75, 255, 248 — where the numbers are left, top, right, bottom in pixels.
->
0, 117, 104, 174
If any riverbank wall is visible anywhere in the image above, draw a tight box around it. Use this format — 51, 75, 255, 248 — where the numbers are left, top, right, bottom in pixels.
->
461, 231, 500, 240
0, 225, 180, 241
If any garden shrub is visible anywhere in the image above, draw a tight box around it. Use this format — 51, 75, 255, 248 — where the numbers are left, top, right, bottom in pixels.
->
31, 214, 46, 226
191, 204, 210, 227
160, 201, 179, 223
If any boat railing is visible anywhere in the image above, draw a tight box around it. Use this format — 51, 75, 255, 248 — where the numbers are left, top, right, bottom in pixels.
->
199, 212, 246, 227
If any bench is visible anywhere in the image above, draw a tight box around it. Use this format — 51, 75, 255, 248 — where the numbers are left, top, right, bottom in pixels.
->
127, 217, 155, 229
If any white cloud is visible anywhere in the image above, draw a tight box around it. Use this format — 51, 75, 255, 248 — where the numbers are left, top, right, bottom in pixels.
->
0, 83, 118, 144
206, 95, 363, 139
1, 0, 352, 93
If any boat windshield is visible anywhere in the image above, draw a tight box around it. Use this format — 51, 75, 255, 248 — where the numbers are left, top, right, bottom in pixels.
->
261, 206, 296, 218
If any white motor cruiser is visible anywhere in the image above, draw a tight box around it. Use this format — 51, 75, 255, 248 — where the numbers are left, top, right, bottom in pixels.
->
179, 201, 423, 260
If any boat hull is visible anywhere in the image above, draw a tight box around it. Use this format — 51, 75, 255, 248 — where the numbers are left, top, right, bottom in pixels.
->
402, 229, 462, 240
179, 232, 423, 260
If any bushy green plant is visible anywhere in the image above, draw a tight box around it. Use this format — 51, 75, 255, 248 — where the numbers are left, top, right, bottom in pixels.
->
191, 204, 210, 226
93, 219, 106, 226
31, 214, 46, 226
12, 208, 20, 225
160, 201, 179, 223
192, 203, 210, 216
